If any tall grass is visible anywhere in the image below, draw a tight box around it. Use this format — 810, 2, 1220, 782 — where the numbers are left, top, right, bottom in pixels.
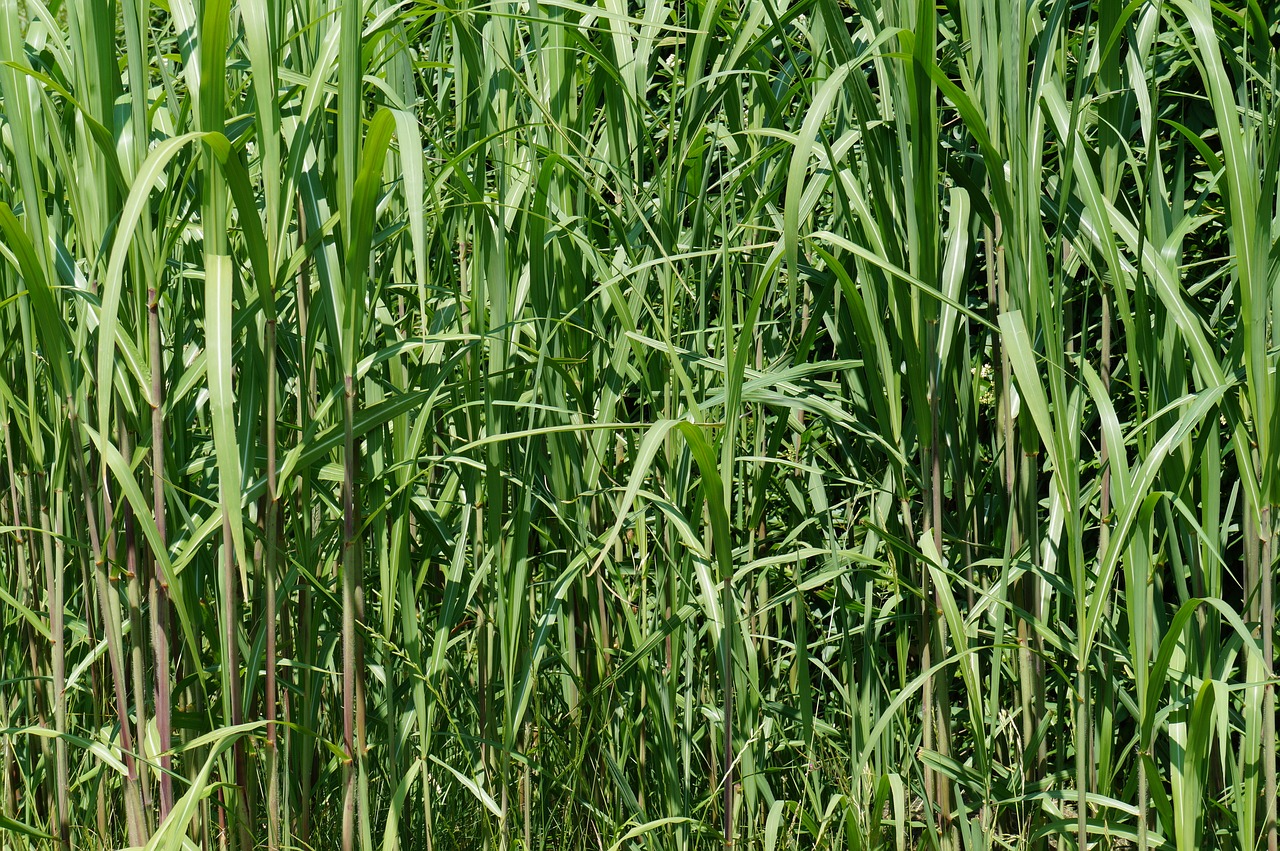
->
1, 0, 1278, 849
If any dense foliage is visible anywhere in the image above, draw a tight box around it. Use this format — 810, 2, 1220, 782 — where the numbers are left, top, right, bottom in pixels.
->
2, 0, 1280, 849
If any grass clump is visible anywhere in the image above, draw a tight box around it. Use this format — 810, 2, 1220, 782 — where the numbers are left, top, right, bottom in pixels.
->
1, 1, 1279, 850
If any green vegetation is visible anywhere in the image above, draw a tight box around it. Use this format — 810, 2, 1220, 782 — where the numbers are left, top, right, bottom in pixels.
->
1, 0, 1279, 848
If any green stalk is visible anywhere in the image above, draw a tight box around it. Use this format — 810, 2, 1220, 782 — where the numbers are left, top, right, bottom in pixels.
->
1264, 508, 1276, 851
342, 375, 359, 851
123, 485, 153, 824
721, 570, 734, 850
222, 519, 248, 850
338, 0, 366, 844
41, 477, 69, 845
293, 191, 317, 849
147, 279, 174, 820
265, 314, 281, 851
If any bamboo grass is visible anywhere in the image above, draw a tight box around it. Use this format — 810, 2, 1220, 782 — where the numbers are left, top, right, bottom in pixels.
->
3, 1, 1280, 850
